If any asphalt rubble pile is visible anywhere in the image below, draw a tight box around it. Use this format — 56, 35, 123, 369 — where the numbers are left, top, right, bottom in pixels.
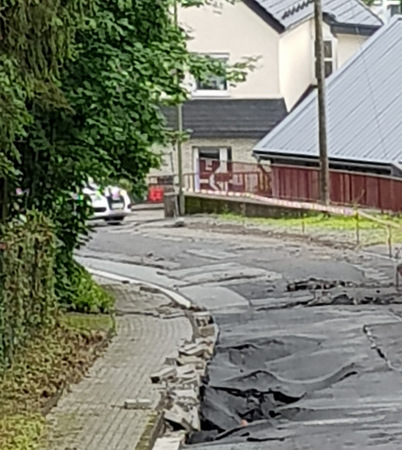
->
150, 310, 219, 444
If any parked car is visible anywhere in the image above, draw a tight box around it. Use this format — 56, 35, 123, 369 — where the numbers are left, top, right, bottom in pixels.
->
83, 181, 132, 224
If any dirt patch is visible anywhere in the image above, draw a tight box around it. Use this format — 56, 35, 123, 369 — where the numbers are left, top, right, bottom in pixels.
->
185, 220, 358, 251
0, 314, 113, 450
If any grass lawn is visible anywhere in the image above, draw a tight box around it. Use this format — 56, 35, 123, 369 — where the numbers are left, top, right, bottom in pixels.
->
0, 313, 114, 450
217, 212, 402, 247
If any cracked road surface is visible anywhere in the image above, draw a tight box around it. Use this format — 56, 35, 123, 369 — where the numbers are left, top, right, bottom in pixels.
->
80, 211, 402, 449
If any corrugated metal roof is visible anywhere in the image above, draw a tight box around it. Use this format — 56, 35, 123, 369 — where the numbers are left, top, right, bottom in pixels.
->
255, 0, 382, 30
162, 99, 287, 139
253, 15, 402, 165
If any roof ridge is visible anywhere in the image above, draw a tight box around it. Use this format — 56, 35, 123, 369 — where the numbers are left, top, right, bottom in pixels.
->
282, 0, 314, 20
252, 0, 382, 31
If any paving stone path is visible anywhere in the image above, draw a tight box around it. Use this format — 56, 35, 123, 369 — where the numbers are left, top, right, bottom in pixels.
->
48, 281, 192, 450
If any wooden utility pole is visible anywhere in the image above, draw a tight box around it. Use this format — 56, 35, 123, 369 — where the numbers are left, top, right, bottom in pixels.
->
173, 0, 185, 216
314, 0, 330, 205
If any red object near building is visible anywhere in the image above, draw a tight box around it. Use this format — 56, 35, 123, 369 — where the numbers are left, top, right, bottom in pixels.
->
148, 186, 164, 203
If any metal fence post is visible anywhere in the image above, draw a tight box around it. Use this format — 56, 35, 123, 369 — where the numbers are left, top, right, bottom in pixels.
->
355, 211, 360, 246
241, 202, 246, 229
387, 226, 393, 258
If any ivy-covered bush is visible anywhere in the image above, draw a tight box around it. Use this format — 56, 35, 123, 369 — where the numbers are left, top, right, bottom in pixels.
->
0, 212, 56, 370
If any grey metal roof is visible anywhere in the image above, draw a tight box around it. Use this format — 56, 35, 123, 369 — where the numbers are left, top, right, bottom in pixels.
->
162, 99, 287, 139
253, 15, 402, 166
254, 0, 382, 30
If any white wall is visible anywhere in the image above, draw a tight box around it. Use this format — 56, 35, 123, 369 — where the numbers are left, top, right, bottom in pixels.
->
279, 19, 313, 110
180, 3, 372, 108
179, 1, 281, 99
337, 34, 368, 67
278, 18, 370, 109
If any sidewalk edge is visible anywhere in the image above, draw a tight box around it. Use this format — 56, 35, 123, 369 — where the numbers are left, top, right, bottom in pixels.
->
86, 268, 192, 309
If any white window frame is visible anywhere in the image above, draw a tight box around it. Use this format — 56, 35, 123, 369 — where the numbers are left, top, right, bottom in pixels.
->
312, 35, 337, 81
323, 39, 336, 78
192, 53, 230, 98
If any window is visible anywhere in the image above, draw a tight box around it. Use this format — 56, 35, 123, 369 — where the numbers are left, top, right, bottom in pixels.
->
324, 40, 334, 77
194, 54, 229, 96
314, 39, 335, 79
196, 75, 227, 92
198, 147, 220, 161
388, 4, 400, 16
195, 147, 232, 171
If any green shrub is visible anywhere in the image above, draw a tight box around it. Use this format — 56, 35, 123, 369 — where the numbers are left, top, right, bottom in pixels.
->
56, 259, 114, 314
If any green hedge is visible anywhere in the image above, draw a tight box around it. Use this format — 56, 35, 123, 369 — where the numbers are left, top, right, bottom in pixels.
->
0, 213, 56, 370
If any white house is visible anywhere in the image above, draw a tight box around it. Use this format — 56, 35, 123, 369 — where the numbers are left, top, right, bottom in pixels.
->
253, 16, 402, 177
151, 0, 382, 184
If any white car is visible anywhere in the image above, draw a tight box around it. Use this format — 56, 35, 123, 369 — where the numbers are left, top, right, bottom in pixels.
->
84, 182, 132, 224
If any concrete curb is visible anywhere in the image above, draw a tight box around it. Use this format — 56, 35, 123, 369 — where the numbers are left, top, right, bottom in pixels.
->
87, 268, 192, 309
87, 267, 217, 450
132, 203, 164, 212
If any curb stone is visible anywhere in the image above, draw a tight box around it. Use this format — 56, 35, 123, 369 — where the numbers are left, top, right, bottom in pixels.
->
135, 411, 164, 450
86, 268, 192, 309
86, 268, 217, 450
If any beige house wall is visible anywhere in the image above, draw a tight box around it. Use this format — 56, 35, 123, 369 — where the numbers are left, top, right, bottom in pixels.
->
180, 2, 372, 110
179, 1, 281, 99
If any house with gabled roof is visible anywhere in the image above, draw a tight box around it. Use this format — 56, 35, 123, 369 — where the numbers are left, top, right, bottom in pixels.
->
253, 15, 402, 177
151, 0, 382, 185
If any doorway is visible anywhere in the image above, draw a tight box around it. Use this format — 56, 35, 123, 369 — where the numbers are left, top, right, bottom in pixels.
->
193, 147, 232, 191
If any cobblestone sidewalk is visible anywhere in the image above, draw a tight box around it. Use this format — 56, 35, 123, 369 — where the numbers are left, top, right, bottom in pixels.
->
48, 281, 192, 450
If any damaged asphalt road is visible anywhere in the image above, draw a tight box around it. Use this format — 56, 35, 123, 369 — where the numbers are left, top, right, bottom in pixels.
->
81, 212, 402, 449
189, 296, 402, 449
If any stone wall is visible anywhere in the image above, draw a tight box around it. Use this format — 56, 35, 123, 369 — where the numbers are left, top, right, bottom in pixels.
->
185, 194, 307, 219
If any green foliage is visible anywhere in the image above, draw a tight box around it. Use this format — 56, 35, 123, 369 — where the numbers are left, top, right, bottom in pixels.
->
0, 414, 46, 450
56, 261, 114, 314
1, 0, 253, 311
0, 212, 56, 370
0, 314, 113, 450
0, 0, 87, 180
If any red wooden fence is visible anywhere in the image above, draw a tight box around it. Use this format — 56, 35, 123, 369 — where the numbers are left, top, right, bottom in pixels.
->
270, 165, 402, 212
180, 160, 402, 213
